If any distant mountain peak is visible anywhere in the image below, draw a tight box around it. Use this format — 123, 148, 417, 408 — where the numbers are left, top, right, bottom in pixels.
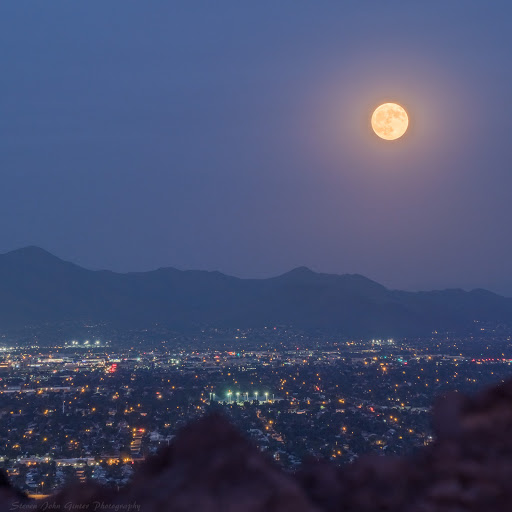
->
5, 245, 52, 256
0, 246, 81, 272
274, 266, 320, 282
285, 266, 315, 275
2, 245, 64, 262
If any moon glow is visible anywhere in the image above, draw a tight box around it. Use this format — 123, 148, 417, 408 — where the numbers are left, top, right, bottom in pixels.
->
371, 103, 409, 140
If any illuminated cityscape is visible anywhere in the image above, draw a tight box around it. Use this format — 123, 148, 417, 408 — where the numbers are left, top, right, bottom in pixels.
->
1, 325, 511, 494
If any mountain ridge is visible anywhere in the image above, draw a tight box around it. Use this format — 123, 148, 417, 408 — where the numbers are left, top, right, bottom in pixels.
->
0, 246, 510, 336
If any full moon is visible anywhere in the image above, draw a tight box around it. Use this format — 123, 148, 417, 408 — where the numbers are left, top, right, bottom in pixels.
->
371, 103, 409, 140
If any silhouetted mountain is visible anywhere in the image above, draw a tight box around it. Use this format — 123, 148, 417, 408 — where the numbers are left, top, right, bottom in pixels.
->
0, 246, 511, 337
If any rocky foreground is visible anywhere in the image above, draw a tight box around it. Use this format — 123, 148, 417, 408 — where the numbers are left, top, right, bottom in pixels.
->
3, 379, 512, 512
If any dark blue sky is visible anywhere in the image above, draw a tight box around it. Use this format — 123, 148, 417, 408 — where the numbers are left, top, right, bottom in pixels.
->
1, 2, 512, 294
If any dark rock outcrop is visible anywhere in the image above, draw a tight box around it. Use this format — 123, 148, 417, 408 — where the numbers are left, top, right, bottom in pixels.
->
38, 414, 317, 512
0, 468, 28, 509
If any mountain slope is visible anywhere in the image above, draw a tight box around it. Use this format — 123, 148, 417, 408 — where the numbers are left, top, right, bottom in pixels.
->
0, 246, 510, 336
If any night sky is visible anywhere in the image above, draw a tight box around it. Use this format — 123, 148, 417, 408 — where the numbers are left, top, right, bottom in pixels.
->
1, 2, 511, 295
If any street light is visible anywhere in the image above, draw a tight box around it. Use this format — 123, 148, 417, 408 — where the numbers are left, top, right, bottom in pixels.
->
228, 392, 232, 404
236, 392, 240, 403
255, 392, 258, 402
265, 392, 269, 402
